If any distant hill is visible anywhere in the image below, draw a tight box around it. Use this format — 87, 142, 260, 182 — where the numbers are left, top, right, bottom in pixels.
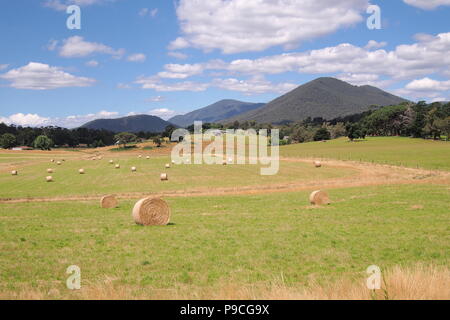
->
225, 77, 408, 124
169, 99, 265, 127
81, 115, 173, 133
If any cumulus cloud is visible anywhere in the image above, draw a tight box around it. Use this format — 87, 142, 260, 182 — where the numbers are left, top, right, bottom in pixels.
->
406, 77, 450, 91
171, 0, 369, 54
0, 113, 50, 127
1, 110, 121, 128
135, 77, 209, 92
168, 52, 188, 60
365, 40, 387, 50
58, 36, 125, 58
157, 63, 203, 79
0, 62, 96, 90
85, 60, 99, 67
403, 0, 450, 10
127, 53, 147, 63
213, 76, 297, 95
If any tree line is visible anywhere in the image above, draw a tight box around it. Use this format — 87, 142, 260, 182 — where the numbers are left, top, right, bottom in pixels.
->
0, 123, 167, 150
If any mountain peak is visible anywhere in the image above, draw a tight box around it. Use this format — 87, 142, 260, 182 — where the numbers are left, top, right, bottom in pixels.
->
81, 114, 173, 133
225, 77, 408, 124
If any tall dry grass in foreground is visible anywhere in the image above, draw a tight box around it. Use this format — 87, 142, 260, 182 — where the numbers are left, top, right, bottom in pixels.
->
1, 264, 448, 300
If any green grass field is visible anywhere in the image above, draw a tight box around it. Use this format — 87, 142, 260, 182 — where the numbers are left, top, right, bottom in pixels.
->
281, 137, 450, 171
0, 184, 448, 297
0, 137, 448, 299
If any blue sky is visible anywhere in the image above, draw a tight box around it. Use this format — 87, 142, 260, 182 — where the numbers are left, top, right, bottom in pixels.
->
1, 0, 450, 128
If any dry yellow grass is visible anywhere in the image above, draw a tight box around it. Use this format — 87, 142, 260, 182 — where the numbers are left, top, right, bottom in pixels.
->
0, 264, 447, 300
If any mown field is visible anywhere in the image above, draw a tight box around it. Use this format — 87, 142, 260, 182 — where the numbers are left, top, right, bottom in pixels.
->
0, 137, 448, 299
281, 137, 450, 171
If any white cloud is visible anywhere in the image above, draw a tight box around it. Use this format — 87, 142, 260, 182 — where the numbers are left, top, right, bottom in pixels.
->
0, 64, 9, 71
223, 32, 450, 81
127, 53, 147, 63
145, 96, 165, 102
365, 40, 387, 50
0, 113, 50, 127
139, 8, 158, 17
168, 37, 190, 51
85, 60, 99, 67
148, 108, 177, 120
59, 36, 125, 58
158, 63, 203, 79
403, 0, 450, 10
135, 77, 209, 92
213, 76, 297, 95
171, 0, 369, 54
405, 77, 450, 91
168, 51, 188, 60
0, 62, 96, 90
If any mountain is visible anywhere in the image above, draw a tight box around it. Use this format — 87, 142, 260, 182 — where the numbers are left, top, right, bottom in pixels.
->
169, 99, 265, 127
226, 77, 408, 124
81, 115, 173, 133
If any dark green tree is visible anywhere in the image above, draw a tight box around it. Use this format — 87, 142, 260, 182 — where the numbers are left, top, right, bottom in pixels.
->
0, 133, 17, 149
33, 135, 53, 150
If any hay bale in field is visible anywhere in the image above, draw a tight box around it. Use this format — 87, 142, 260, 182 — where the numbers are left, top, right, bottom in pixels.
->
138, 155, 142, 158
47, 168, 53, 173
46, 176, 53, 182
109, 160, 114, 164
100, 195, 118, 209
11, 170, 18, 176
115, 164, 121, 169
171, 160, 175, 164
160, 173, 168, 181
50, 159, 55, 163
165, 163, 171, 169
314, 161, 322, 168
222, 160, 227, 166
79, 169, 85, 174
132, 197, 170, 226
57, 161, 62, 166
146, 156, 150, 160
131, 166, 137, 172
309, 190, 330, 206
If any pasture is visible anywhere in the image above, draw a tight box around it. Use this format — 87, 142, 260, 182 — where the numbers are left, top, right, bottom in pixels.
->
0, 137, 449, 299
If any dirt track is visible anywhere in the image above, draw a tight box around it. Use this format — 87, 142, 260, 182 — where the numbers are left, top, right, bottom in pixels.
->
1, 157, 448, 204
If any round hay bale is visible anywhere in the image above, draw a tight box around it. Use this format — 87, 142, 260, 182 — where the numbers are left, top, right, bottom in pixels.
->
309, 190, 330, 206
138, 155, 142, 158
115, 164, 120, 169
222, 160, 227, 166
160, 173, 168, 181
165, 164, 171, 169
57, 161, 62, 166
11, 170, 18, 176
132, 197, 170, 226
131, 166, 137, 172
50, 159, 55, 163
314, 161, 322, 168
47, 168, 53, 173
79, 169, 85, 174
109, 160, 114, 164
100, 195, 118, 209
146, 156, 150, 160
46, 176, 53, 182
171, 160, 175, 164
